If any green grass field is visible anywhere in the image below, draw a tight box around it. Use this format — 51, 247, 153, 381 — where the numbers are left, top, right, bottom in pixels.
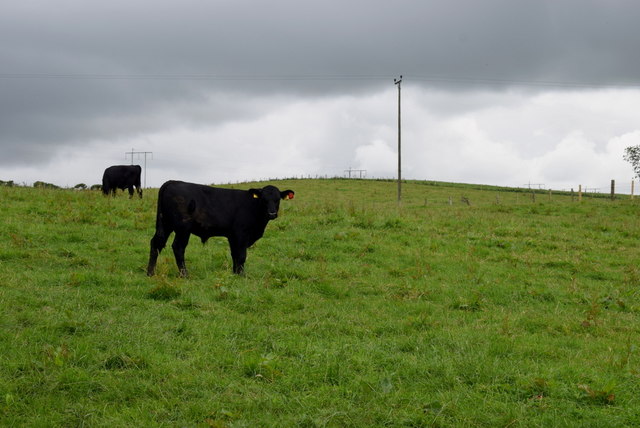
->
1, 179, 639, 427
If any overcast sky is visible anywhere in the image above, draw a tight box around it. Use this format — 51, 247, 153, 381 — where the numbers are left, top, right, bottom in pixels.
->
2, 0, 639, 192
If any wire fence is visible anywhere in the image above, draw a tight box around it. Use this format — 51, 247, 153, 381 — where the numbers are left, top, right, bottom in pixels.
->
244, 175, 638, 197
5, 175, 636, 205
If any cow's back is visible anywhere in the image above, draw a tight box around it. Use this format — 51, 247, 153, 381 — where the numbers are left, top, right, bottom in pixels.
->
103, 165, 141, 187
158, 181, 256, 236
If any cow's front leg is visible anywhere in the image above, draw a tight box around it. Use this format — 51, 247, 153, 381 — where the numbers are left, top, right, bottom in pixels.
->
127, 186, 135, 199
172, 232, 191, 277
229, 238, 247, 275
147, 230, 170, 276
147, 245, 159, 276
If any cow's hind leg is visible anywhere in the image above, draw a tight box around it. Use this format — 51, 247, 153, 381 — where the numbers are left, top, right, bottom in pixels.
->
172, 232, 191, 277
147, 228, 172, 276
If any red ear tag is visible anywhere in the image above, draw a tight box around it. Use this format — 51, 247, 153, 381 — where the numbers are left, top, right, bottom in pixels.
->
288, 192, 294, 199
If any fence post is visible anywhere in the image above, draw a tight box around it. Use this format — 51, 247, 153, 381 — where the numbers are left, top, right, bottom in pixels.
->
632, 180, 635, 200
578, 185, 582, 202
611, 179, 615, 201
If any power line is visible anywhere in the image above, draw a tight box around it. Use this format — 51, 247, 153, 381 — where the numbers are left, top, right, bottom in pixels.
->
0, 73, 394, 82
407, 75, 640, 89
1, 72, 638, 89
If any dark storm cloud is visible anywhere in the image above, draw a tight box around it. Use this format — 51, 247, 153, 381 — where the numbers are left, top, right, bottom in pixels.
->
1, 0, 639, 166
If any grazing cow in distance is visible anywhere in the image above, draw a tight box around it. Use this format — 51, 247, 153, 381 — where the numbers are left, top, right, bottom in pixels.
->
102, 165, 142, 198
146, 180, 295, 276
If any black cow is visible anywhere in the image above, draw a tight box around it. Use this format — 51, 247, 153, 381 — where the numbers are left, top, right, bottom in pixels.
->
102, 165, 143, 198
146, 180, 294, 276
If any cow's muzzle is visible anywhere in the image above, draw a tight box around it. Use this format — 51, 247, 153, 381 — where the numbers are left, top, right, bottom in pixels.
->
268, 212, 278, 220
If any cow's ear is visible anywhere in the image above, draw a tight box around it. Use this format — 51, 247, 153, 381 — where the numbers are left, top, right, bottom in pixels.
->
281, 190, 295, 200
249, 189, 262, 199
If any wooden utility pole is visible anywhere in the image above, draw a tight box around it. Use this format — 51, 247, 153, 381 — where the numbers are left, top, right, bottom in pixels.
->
394, 75, 402, 203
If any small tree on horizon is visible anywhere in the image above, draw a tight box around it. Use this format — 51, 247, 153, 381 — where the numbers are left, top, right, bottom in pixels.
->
623, 145, 640, 179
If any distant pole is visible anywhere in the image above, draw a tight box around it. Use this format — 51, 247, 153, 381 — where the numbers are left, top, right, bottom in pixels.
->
125, 148, 153, 188
611, 179, 615, 200
578, 184, 583, 202
394, 75, 402, 203
343, 167, 366, 179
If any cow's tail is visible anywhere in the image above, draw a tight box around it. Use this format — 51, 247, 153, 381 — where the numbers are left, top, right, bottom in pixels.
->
151, 181, 169, 252
101, 175, 109, 195
147, 182, 170, 276
135, 165, 143, 198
